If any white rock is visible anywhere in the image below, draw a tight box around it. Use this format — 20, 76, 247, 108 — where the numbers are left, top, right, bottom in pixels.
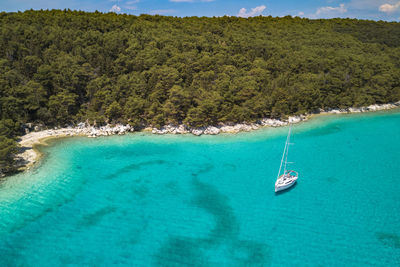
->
348, 107, 362, 113
382, 104, 395, 109
260, 119, 287, 127
176, 125, 189, 134
288, 116, 302, 124
152, 128, 163, 134
191, 129, 204, 136
237, 124, 252, 132
164, 125, 175, 133
220, 125, 235, 133
250, 124, 260, 130
204, 126, 220, 135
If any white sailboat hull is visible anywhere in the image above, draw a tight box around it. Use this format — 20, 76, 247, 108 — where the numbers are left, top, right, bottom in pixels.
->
275, 177, 297, 192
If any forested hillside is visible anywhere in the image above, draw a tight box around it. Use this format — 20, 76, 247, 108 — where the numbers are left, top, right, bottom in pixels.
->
1, 10, 400, 174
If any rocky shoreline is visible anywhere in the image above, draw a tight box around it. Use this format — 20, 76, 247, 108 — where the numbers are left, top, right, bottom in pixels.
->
151, 102, 400, 135
14, 102, 400, 171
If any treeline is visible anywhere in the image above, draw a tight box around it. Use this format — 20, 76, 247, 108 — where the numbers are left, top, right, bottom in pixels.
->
1, 10, 400, 173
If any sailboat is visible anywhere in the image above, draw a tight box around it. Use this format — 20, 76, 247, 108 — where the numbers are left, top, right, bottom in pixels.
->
275, 124, 298, 192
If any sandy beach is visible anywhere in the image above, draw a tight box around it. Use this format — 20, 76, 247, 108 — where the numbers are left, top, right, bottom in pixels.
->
17, 129, 87, 170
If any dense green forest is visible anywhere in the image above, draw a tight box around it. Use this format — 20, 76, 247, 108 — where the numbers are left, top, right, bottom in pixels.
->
1, 10, 400, 174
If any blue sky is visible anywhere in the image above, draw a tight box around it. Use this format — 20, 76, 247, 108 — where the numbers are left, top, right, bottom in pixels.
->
1, 0, 400, 21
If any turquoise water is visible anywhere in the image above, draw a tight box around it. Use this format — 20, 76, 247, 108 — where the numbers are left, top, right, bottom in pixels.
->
1, 111, 400, 266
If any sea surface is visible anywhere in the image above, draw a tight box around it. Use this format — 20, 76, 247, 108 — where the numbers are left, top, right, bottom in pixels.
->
1, 110, 400, 266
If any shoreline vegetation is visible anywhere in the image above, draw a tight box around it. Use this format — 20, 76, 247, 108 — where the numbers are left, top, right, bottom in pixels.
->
2, 11, 400, 176
15, 102, 400, 172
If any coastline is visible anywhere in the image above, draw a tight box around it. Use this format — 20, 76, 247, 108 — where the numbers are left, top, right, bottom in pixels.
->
15, 102, 400, 172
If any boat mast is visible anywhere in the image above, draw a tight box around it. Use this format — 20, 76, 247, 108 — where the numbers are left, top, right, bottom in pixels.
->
277, 124, 291, 179
284, 124, 292, 174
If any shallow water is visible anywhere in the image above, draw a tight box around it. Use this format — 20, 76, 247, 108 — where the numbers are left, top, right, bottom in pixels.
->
1, 110, 400, 266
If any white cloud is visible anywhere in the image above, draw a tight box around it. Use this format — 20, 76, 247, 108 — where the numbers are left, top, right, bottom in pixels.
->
298, 11, 305, 16
237, 5, 266, 18
349, 0, 392, 10
110, 5, 121, 12
126, 0, 140, 4
316, 3, 347, 15
379, 2, 400, 13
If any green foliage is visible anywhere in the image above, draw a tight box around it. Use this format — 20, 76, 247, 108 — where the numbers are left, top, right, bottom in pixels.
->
48, 92, 78, 124
0, 136, 17, 174
106, 101, 122, 122
0, 119, 21, 138
1, 10, 400, 173
0, 10, 399, 131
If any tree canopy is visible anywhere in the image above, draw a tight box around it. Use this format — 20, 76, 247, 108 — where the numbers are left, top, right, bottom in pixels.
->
1, 10, 400, 173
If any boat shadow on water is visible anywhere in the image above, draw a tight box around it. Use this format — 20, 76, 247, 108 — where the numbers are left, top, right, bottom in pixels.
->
274, 182, 298, 196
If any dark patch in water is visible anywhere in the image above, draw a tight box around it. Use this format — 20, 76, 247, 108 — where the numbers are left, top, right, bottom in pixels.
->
376, 232, 400, 249
230, 240, 271, 266
80, 206, 116, 227
76, 165, 82, 170
154, 237, 210, 267
118, 214, 149, 248
223, 163, 237, 171
308, 125, 342, 137
105, 146, 174, 161
164, 181, 180, 195
198, 163, 215, 175
131, 180, 149, 198
191, 163, 215, 178
191, 178, 239, 240
0, 238, 27, 266
326, 176, 339, 183
60, 254, 87, 266
154, 178, 271, 266
104, 160, 168, 179
2, 178, 87, 235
